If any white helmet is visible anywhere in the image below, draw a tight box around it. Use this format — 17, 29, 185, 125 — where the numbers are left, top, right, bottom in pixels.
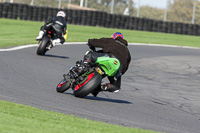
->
57, 11, 66, 18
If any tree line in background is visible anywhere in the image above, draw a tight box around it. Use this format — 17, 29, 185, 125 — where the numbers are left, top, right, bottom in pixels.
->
2, 1, 200, 36
137, 0, 200, 25
56, 0, 200, 25
1, 0, 200, 25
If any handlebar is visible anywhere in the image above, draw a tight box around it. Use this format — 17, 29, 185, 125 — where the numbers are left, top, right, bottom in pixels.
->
87, 43, 103, 53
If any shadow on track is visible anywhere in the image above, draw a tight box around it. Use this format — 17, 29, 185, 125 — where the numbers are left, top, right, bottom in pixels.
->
86, 96, 132, 104
44, 54, 69, 59
63, 92, 132, 104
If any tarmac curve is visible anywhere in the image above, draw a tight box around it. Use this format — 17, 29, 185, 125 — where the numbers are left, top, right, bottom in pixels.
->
0, 43, 200, 133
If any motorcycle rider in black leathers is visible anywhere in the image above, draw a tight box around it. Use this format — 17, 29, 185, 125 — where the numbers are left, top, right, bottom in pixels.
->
36, 11, 67, 48
78, 32, 131, 97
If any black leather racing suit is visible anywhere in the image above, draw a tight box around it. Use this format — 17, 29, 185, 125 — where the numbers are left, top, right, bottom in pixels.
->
84, 37, 131, 92
40, 16, 67, 43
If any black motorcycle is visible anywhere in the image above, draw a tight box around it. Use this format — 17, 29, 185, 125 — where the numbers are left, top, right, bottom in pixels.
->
36, 26, 57, 55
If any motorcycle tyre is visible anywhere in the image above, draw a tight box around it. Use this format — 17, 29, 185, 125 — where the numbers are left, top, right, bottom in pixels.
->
73, 71, 102, 98
56, 78, 71, 93
37, 36, 50, 55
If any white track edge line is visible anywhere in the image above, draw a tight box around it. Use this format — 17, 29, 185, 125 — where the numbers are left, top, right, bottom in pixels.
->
0, 42, 199, 52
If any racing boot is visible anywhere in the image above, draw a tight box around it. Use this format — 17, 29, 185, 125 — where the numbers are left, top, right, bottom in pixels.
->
52, 38, 61, 47
101, 83, 120, 92
36, 31, 44, 40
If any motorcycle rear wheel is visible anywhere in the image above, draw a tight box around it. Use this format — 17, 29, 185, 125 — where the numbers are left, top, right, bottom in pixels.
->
73, 71, 102, 98
56, 78, 71, 93
37, 36, 50, 55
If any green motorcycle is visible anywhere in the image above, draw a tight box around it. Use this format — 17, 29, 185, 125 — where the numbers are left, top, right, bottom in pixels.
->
56, 48, 120, 98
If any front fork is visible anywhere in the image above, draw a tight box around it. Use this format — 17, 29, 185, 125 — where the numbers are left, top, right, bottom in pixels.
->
63, 67, 83, 88
65, 65, 99, 89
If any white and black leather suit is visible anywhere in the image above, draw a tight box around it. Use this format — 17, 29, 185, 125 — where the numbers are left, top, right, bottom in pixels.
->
40, 16, 67, 43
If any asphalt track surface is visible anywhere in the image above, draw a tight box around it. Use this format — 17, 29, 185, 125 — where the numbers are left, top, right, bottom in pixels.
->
0, 43, 200, 133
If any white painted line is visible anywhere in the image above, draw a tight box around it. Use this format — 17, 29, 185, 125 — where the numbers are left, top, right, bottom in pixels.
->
130, 43, 200, 49
68, 42, 200, 50
0, 44, 37, 51
0, 42, 86, 52
0, 42, 199, 52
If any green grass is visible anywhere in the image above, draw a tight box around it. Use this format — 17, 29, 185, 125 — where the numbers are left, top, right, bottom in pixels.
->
0, 18, 200, 48
0, 100, 161, 133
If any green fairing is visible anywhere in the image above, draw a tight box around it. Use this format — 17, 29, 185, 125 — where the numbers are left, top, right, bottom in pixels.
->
95, 57, 120, 76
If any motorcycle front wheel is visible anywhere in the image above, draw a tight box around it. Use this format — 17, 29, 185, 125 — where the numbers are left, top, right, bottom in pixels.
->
73, 71, 102, 98
56, 78, 71, 93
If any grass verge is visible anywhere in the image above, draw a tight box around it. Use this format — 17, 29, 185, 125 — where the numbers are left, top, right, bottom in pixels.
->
0, 100, 161, 133
0, 18, 200, 48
